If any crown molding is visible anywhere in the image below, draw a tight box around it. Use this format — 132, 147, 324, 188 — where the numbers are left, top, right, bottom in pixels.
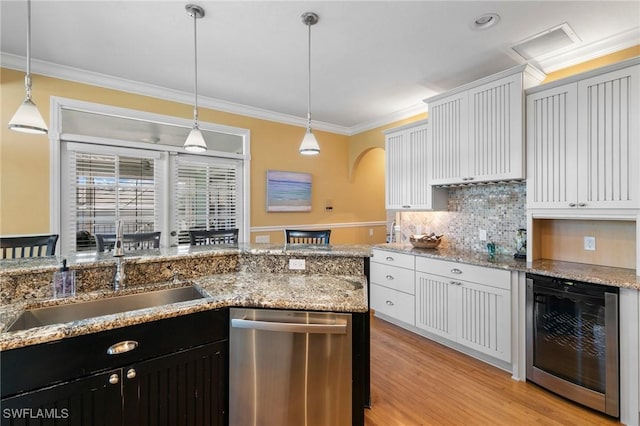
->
1, 52, 351, 136
536, 26, 640, 73
347, 102, 428, 135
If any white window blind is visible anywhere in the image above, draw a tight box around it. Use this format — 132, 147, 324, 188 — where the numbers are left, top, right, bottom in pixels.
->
174, 156, 241, 245
64, 144, 161, 253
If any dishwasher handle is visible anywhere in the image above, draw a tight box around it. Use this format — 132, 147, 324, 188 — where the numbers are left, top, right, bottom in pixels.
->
231, 318, 348, 335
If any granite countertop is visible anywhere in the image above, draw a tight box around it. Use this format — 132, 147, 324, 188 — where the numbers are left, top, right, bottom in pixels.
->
376, 243, 640, 290
0, 271, 368, 351
0, 243, 373, 275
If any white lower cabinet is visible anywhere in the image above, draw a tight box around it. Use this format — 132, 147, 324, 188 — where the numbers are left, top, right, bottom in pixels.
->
370, 249, 415, 326
415, 272, 511, 362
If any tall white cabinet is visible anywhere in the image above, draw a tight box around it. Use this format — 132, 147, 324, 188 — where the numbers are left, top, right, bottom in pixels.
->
384, 120, 447, 210
527, 61, 640, 210
425, 65, 545, 185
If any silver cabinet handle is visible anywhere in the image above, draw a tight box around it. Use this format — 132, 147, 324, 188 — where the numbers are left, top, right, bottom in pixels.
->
385, 300, 395, 306
107, 340, 139, 355
385, 275, 394, 280
578, 203, 586, 207
231, 318, 347, 335
109, 373, 119, 385
385, 256, 394, 261
466, 177, 475, 181
569, 203, 577, 207
462, 177, 469, 181
451, 268, 462, 274
402, 205, 411, 209
126, 368, 137, 379
450, 281, 463, 286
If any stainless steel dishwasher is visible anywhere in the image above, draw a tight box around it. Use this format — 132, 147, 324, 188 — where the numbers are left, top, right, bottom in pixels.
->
229, 308, 352, 426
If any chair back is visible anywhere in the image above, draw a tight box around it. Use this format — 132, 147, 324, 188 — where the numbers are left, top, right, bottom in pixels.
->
95, 232, 161, 253
285, 229, 331, 245
189, 229, 239, 246
0, 234, 59, 259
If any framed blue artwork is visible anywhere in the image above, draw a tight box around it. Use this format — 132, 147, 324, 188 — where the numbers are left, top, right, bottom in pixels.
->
266, 170, 312, 212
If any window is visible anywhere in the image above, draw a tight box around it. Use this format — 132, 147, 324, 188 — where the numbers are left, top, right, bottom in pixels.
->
174, 156, 241, 245
52, 98, 250, 255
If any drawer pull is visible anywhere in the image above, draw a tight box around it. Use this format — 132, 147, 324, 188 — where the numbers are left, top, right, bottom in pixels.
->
107, 340, 139, 355
578, 203, 586, 207
385, 300, 395, 306
450, 281, 463, 286
450, 268, 462, 275
126, 368, 137, 379
108, 373, 119, 385
569, 203, 577, 207
385, 275, 394, 280
385, 256, 394, 261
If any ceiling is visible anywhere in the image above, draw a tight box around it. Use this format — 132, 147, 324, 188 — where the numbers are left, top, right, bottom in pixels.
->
2, 1, 639, 135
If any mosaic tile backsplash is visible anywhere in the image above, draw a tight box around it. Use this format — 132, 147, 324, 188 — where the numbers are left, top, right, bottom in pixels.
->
398, 182, 526, 255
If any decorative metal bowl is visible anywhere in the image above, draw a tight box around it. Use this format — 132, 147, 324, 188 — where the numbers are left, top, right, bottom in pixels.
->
409, 234, 443, 249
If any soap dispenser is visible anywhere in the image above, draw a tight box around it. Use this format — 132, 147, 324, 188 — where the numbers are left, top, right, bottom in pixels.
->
53, 259, 76, 298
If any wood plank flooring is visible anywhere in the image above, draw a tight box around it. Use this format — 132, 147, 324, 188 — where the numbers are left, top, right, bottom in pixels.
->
365, 315, 619, 426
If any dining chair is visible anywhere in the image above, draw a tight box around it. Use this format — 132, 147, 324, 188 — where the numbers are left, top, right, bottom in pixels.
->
95, 232, 161, 253
284, 229, 331, 245
0, 234, 59, 259
189, 229, 239, 246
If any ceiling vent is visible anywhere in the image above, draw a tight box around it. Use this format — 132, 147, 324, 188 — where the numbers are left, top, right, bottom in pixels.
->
512, 23, 581, 61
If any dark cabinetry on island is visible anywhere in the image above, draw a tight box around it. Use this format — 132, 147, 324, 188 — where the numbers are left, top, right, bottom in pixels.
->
1, 310, 228, 426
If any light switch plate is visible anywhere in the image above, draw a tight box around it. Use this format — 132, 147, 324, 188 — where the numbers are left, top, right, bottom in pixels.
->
289, 259, 306, 270
255, 235, 270, 243
584, 236, 596, 251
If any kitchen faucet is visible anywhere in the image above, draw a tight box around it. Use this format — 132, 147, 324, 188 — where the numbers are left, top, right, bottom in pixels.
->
113, 220, 125, 290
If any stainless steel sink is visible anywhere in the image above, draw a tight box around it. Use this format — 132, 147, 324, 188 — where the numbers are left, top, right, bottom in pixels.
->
7, 286, 205, 332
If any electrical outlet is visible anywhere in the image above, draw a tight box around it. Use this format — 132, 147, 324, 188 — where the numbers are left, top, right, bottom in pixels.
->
584, 236, 596, 251
369, 228, 374, 237
289, 259, 306, 270
255, 235, 270, 243
479, 229, 487, 241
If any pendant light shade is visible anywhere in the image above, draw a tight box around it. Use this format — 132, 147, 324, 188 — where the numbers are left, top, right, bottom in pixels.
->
183, 4, 207, 153
299, 12, 320, 156
9, 0, 48, 135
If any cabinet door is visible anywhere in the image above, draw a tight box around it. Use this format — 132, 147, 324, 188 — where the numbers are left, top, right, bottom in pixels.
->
526, 82, 579, 208
577, 65, 640, 209
407, 124, 436, 209
468, 73, 524, 182
429, 93, 468, 185
385, 130, 410, 209
123, 341, 227, 426
456, 280, 511, 362
415, 272, 456, 340
1, 370, 122, 426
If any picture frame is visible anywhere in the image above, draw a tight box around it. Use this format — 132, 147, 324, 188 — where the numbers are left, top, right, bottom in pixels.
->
266, 170, 312, 212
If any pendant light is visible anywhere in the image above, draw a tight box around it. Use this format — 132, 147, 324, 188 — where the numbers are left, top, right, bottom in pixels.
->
183, 4, 207, 153
299, 12, 320, 155
8, 0, 48, 134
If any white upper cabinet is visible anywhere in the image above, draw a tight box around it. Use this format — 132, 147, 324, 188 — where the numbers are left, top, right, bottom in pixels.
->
527, 60, 640, 210
384, 120, 447, 210
426, 65, 544, 185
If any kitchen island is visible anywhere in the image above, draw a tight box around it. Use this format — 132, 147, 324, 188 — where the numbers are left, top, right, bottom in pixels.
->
0, 244, 371, 426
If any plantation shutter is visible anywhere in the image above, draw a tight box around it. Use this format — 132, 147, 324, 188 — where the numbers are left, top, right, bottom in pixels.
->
174, 156, 241, 245
63, 143, 161, 253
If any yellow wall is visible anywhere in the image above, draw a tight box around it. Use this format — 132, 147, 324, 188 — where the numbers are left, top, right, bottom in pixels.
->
0, 68, 386, 243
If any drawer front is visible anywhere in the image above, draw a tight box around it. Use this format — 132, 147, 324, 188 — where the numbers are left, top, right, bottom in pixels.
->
372, 249, 414, 269
371, 284, 415, 326
415, 257, 510, 290
370, 262, 415, 295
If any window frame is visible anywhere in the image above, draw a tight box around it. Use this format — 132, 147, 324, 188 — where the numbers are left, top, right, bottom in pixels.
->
50, 97, 251, 255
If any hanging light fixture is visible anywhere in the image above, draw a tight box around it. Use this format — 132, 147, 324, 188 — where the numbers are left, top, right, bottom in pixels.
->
8, 0, 48, 134
299, 12, 320, 155
183, 4, 207, 153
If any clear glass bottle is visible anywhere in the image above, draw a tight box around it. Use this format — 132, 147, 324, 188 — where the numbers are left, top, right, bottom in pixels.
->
53, 259, 76, 298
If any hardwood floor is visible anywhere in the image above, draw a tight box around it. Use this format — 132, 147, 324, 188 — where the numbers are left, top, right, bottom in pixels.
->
364, 315, 619, 426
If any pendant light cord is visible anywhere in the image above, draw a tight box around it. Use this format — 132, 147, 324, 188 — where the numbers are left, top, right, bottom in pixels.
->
25, 0, 32, 100
192, 9, 199, 126
306, 19, 312, 130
